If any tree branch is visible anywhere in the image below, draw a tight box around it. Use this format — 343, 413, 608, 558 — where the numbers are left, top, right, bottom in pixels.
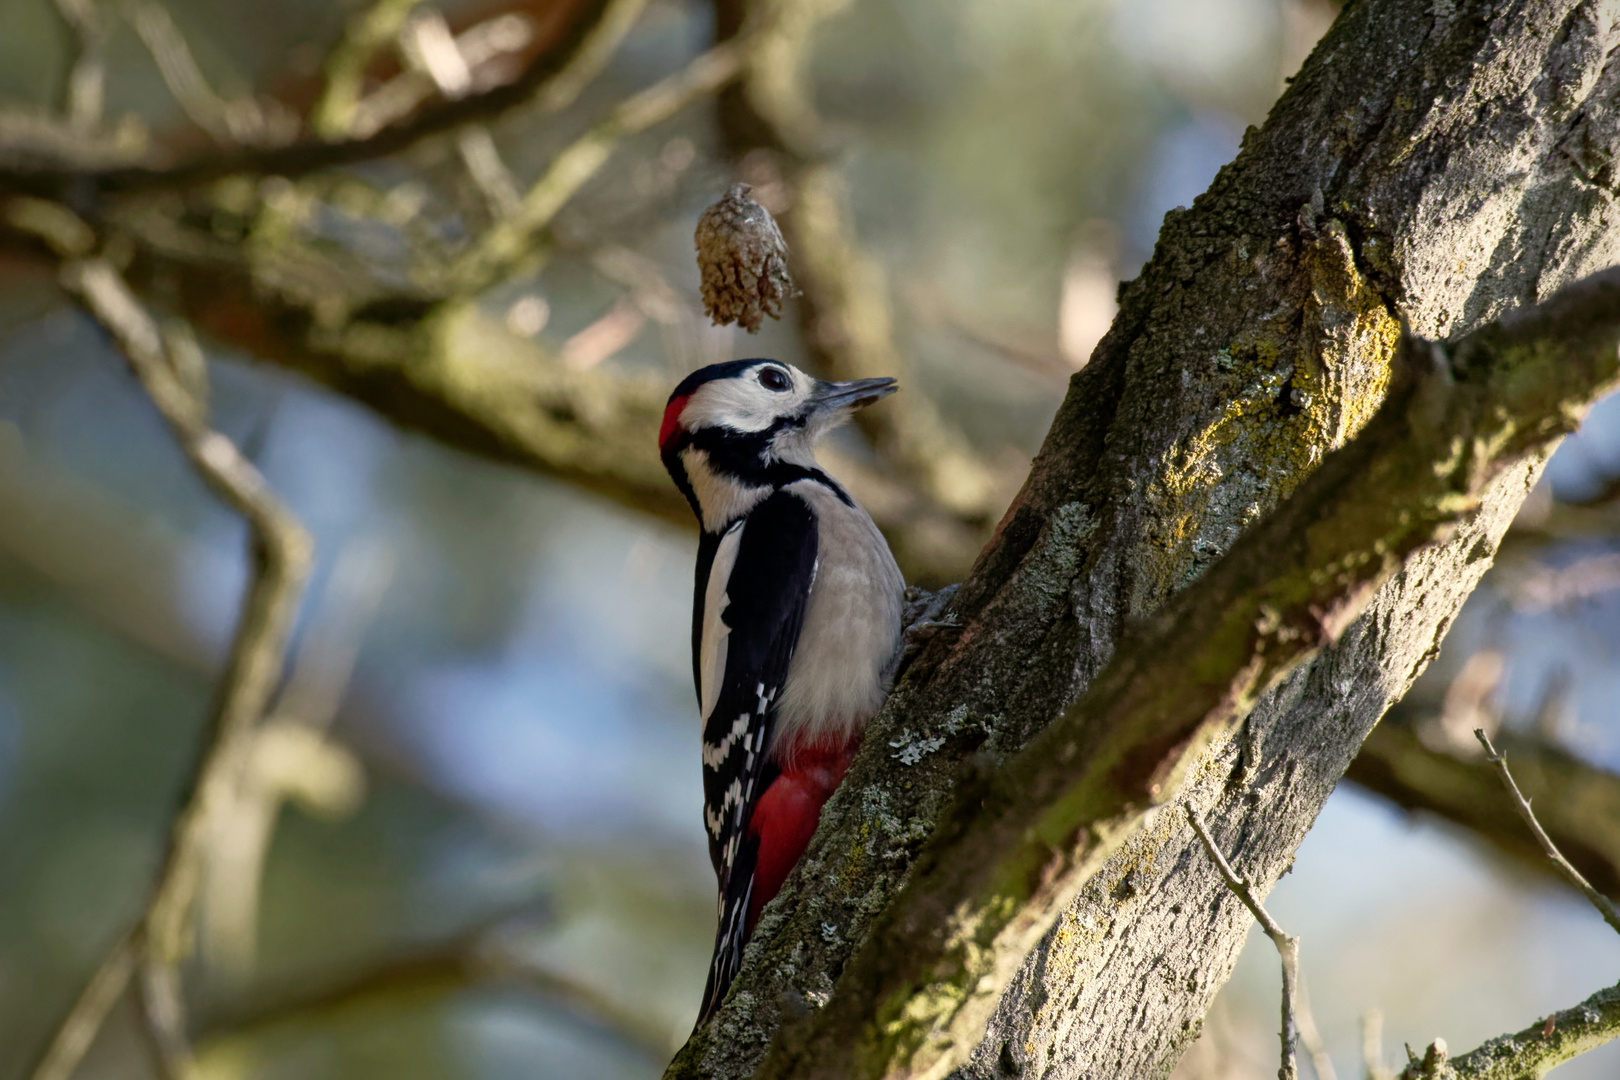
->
50, 0, 107, 130
674, 5, 1620, 1074
1388, 732, 1620, 1079
698, 269, 1620, 1079
193, 907, 675, 1061
308, 0, 421, 140
1399, 982, 1620, 1080
127, 0, 294, 147
1347, 705, 1620, 898
1187, 808, 1301, 1080
19, 221, 313, 1080
0, 0, 635, 193
1474, 729, 1620, 934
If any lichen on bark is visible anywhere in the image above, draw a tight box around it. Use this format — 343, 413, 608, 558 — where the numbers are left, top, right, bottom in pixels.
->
667, 1, 1620, 1077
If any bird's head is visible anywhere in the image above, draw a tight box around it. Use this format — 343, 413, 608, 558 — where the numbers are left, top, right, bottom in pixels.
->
658, 359, 896, 528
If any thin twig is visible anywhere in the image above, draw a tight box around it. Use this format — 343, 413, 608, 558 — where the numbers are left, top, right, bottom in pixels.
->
21, 223, 313, 1080
309, 0, 419, 140
193, 905, 675, 1059
1362, 1009, 1394, 1080
530, 0, 650, 115
447, 35, 751, 293
1296, 975, 1338, 1080
127, 0, 291, 146
199, 538, 389, 974
0, 0, 634, 192
28, 929, 139, 1080
51, 0, 107, 129
398, 9, 522, 219
1397, 980, 1620, 1078
1473, 728, 1620, 935
1187, 806, 1300, 1080
136, 962, 191, 1080
344, 12, 533, 138
128, 0, 234, 141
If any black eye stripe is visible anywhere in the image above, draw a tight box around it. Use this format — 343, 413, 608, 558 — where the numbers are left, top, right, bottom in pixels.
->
757, 367, 790, 391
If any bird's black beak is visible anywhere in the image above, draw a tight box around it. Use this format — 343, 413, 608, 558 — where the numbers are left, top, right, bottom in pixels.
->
810, 377, 898, 414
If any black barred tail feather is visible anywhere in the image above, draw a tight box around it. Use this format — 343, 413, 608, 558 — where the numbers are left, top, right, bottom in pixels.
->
697, 856, 757, 1024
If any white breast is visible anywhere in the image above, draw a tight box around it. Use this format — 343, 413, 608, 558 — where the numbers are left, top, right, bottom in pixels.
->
773, 480, 904, 752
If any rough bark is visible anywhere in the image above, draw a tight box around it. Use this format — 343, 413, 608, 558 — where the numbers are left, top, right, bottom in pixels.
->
668, 1, 1620, 1077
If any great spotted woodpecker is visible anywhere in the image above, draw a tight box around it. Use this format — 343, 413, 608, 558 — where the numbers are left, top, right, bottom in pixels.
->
659, 359, 905, 1024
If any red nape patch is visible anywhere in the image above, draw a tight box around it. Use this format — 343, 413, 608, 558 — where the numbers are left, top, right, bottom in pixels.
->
745, 740, 858, 933
659, 393, 692, 450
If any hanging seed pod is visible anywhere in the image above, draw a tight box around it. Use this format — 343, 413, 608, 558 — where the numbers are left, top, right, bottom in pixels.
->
695, 183, 795, 333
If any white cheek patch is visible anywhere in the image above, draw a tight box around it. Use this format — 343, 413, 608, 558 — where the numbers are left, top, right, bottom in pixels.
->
684, 449, 770, 531
679, 368, 810, 433
699, 520, 745, 720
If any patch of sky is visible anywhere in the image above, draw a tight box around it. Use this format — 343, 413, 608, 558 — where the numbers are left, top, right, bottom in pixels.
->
1126, 111, 1247, 264
1112, 0, 1279, 95
1544, 385, 1620, 501
386, 650, 701, 844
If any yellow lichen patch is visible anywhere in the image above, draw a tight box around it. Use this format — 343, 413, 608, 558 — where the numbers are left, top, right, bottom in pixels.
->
1302, 220, 1400, 446
1146, 222, 1398, 604
839, 820, 873, 895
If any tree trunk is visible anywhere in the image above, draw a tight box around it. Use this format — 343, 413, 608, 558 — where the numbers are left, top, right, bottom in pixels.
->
670, 0, 1620, 1076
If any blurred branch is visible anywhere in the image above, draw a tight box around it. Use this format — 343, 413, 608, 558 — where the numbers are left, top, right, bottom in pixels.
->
1474, 729, 1620, 934
1347, 705, 1620, 899
0, 0, 636, 193
28, 931, 140, 1080
395, 9, 524, 218
1187, 808, 1301, 1080
711, 0, 1009, 575
446, 33, 752, 293
1295, 979, 1337, 1080
51, 0, 107, 130
18, 214, 313, 1080
127, 0, 295, 147
194, 908, 675, 1060
198, 538, 388, 975
1362, 1010, 1395, 1080
1390, 734, 1620, 1079
1503, 550, 1620, 613
308, 0, 421, 140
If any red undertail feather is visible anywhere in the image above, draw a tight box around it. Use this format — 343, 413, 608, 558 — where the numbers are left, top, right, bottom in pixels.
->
745, 736, 860, 933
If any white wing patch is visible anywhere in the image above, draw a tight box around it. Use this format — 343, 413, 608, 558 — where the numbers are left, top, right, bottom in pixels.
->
699, 520, 746, 720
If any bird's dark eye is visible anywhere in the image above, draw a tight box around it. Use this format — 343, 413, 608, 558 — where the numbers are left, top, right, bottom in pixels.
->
758, 368, 790, 392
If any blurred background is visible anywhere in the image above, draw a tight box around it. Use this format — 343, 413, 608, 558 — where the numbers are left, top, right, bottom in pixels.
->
2, 0, 1620, 1078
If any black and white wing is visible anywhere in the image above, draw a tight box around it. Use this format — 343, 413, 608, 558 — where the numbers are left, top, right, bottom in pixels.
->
691, 490, 817, 1023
